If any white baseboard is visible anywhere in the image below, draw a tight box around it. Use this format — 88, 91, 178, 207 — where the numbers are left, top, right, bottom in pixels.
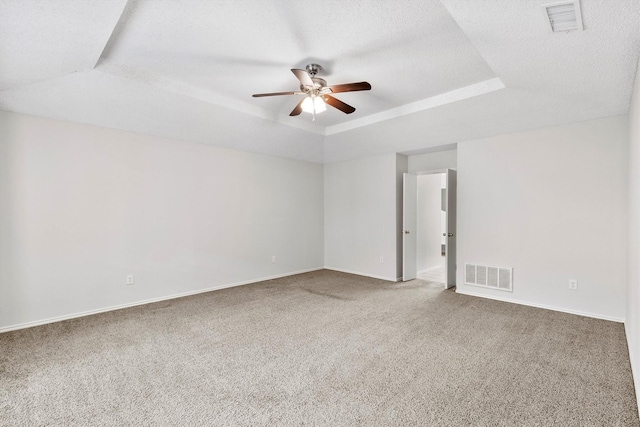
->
455, 288, 625, 323
324, 266, 398, 282
625, 324, 640, 415
0, 267, 324, 334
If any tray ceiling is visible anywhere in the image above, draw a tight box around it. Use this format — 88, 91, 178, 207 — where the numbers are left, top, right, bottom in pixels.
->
0, 0, 638, 163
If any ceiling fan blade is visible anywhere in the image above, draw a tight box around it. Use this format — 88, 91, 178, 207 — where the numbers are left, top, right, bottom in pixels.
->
324, 95, 356, 114
252, 91, 300, 98
328, 81, 372, 93
291, 68, 314, 87
289, 98, 306, 116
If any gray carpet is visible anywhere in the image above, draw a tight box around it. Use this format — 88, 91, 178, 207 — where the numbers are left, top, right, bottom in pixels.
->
1, 270, 638, 426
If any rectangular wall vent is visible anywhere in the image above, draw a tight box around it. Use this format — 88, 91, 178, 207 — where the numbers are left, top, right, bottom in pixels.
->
542, 1, 583, 32
465, 263, 513, 292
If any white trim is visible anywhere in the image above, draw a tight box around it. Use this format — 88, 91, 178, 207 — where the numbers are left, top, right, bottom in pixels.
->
324, 78, 505, 136
0, 268, 323, 334
455, 288, 625, 323
324, 266, 398, 282
625, 323, 640, 415
98, 63, 504, 137
96, 62, 327, 136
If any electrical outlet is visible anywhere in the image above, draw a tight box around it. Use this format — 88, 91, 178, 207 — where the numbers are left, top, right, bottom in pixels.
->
271, 255, 276, 263
126, 275, 134, 285
569, 279, 578, 290
379, 257, 384, 264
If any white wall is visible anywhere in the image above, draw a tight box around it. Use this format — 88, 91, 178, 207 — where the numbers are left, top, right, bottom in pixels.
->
627, 57, 640, 411
417, 174, 443, 272
0, 111, 324, 331
457, 116, 628, 321
408, 149, 457, 172
324, 153, 399, 281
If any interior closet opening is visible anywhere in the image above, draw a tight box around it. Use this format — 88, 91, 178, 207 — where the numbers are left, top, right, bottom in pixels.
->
416, 173, 446, 283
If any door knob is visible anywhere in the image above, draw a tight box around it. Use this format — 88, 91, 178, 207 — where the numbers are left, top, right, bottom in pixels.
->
404, 230, 410, 234
443, 233, 454, 237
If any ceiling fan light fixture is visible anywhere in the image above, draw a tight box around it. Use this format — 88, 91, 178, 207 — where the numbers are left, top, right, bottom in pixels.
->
314, 96, 327, 113
301, 96, 313, 113
301, 96, 326, 114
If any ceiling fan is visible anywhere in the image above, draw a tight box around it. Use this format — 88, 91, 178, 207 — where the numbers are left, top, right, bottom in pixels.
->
252, 63, 371, 120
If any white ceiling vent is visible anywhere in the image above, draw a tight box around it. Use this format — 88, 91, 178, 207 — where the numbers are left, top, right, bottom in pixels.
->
543, 1, 584, 32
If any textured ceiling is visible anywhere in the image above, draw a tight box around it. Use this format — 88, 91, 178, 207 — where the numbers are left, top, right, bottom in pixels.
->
0, 0, 638, 163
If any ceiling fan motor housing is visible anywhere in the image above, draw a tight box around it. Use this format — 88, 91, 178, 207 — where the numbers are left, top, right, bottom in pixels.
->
301, 79, 329, 97
301, 64, 327, 94
312, 77, 327, 89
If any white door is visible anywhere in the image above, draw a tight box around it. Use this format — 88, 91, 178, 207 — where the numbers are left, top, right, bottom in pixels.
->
444, 169, 457, 289
402, 173, 417, 281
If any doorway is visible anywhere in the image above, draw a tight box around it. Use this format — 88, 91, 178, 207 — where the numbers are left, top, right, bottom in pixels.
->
402, 169, 456, 288
415, 173, 446, 283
